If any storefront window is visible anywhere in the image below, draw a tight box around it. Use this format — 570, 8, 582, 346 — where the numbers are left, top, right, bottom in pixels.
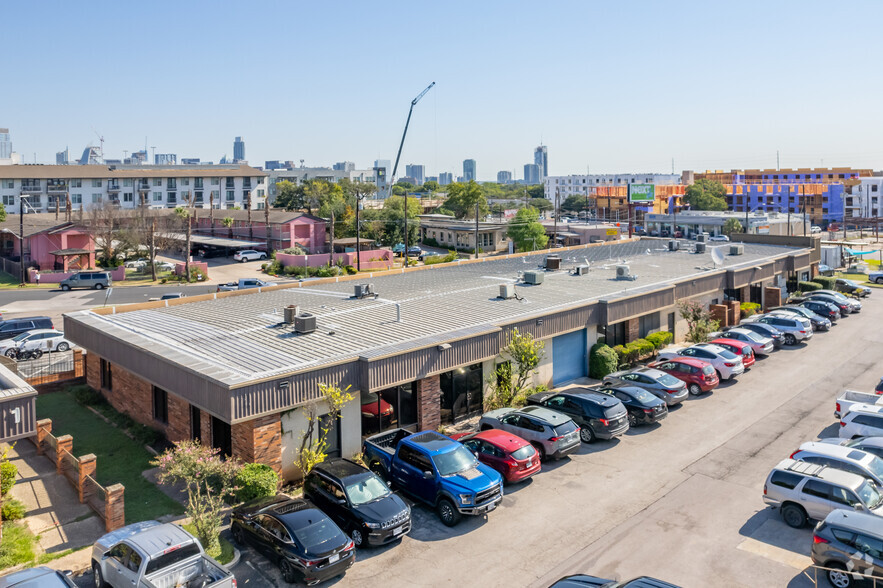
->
361, 383, 418, 437
439, 364, 483, 424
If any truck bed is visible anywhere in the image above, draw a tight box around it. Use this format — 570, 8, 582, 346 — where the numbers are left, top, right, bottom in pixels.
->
836, 390, 883, 417
363, 428, 411, 455
143, 555, 233, 588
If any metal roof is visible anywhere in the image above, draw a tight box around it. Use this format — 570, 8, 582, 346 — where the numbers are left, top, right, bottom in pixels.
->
160, 232, 266, 249
65, 239, 809, 388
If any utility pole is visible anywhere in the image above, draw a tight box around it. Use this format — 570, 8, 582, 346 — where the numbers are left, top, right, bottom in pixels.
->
553, 191, 559, 249
264, 201, 271, 255
356, 194, 363, 271
802, 184, 807, 236
474, 203, 480, 260
19, 197, 25, 287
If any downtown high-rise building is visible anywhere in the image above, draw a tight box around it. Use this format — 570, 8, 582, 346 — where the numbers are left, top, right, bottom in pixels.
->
534, 146, 548, 179
56, 148, 69, 165
439, 172, 453, 186
0, 129, 11, 160
463, 159, 476, 182
233, 136, 245, 162
405, 164, 425, 185
155, 153, 177, 165
524, 163, 541, 184
497, 170, 512, 184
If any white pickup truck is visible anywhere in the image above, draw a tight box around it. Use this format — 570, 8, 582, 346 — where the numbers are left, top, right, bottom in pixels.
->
216, 278, 277, 292
835, 389, 883, 418
91, 521, 235, 588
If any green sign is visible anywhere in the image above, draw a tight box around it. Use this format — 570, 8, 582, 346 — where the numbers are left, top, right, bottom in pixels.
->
628, 183, 655, 203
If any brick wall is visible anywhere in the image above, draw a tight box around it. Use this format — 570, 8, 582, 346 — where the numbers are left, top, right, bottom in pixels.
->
200, 410, 213, 447
416, 375, 441, 431
626, 318, 640, 343
102, 363, 154, 429
232, 414, 282, 473
764, 286, 782, 311
726, 300, 741, 325
85, 352, 100, 390
165, 394, 191, 443
710, 304, 729, 327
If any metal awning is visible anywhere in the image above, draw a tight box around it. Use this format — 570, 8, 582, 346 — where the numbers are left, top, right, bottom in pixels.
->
50, 248, 92, 256
160, 232, 265, 249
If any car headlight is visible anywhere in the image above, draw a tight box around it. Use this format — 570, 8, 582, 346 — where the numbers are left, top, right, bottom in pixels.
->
459, 493, 473, 505
364, 521, 381, 529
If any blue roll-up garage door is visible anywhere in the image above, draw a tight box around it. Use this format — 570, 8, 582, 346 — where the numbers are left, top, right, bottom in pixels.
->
552, 329, 587, 386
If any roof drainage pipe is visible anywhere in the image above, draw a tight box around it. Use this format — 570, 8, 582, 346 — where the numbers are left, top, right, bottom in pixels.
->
396, 303, 402, 323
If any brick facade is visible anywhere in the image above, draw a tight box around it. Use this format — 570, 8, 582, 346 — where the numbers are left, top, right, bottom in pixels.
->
199, 409, 213, 447
85, 351, 100, 391
232, 414, 282, 473
416, 375, 441, 432
165, 394, 191, 443
710, 304, 729, 327
626, 318, 640, 343
726, 300, 741, 325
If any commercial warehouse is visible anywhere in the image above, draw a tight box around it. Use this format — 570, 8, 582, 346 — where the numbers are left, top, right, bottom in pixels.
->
63, 237, 818, 480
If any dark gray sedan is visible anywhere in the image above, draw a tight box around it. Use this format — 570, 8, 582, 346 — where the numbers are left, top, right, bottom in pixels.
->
602, 367, 688, 406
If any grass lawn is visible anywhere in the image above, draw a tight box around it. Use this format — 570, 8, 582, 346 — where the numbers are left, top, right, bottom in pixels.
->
0, 522, 36, 570
36, 390, 184, 524
182, 523, 235, 565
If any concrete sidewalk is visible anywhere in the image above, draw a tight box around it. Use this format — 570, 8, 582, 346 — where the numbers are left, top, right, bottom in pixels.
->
8, 440, 104, 569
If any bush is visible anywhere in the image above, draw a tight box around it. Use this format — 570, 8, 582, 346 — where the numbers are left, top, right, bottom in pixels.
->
422, 237, 440, 248
264, 260, 283, 275
72, 385, 103, 406
2, 498, 26, 521
513, 384, 546, 408
645, 331, 673, 350
315, 265, 340, 278
424, 251, 458, 265
345, 265, 357, 275
589, 343, 619, 379
1, 461, 16, 497
798, 280, 822, 292
280, 245, 306, 255
283, 265, 299, 276
811, 275, 836, 290
234, 463, 279, 503
739, 302, 761, 317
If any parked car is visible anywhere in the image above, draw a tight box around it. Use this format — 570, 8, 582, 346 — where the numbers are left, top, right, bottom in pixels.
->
841, 404, 883, 439
647, 357, 719, 396
834, 390, 883, 419
790, 441, 883, 487
811, 225, 823, 234
549, 575, 682, 588
594, 385, 668, 427
91, 521, 235, 588
835, 277, 872, 298
362, 429, 503, 526
717, 327, 775, 355
821, 437, 883, 461
877, 377, 883, 395
730, 320, 785, 347
197, 246, 229, 258
767, 305, 831, 331
602, 367, 688, 406
0, 317, 53, 341
480, 405, 582, 458
406, 245, 422, 257
526, 389, 630, 442
452, 429, 541, 484
869, 270, 883, 285
231, 495, 355, 585
744, 314, 812, 345
812, 508, 883, 588
59, 271, 112, 291
153, 261, 176, 272
762, 459, 883, 528
805, 293, 854, 317
708, 338, 755, 369
809, 291, 862, 314
657, 344, 744, 380
217, 278, 277, 292
797, 299, 841, 323
0, 567, 76, 587
124, 260, 146, 269
0, 329, 71, 357
708, 234, 729, 242
303, 458, 411, 548
233, 249, 268, 262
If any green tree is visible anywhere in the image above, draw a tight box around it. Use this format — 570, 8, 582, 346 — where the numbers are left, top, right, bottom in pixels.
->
296, 384, 355, 476
379, 195, 421, 246
561, 194, 588, 214
395, 180, 416, 190
391, 185, 406, 196
422, 180, 440, 192
222, 216, 234, 239
302, 179, 332, 214
444, 180, 489, 219
678, 300, 720, 344
484, 328, 547, 410
526, 185, 544, 199
723, 217, 743, 235
529, 197, 553, 213
684, 179, 727, 211
507, 207, 548, 252
274, 180, 305, 211
0, 202, 6, 223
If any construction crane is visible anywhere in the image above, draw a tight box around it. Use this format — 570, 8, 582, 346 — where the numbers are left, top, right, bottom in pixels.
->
390, 82, 435, 268
92, 129, 105, 163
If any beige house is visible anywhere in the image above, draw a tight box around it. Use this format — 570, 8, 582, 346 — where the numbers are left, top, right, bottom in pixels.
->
419, 214, 510, 252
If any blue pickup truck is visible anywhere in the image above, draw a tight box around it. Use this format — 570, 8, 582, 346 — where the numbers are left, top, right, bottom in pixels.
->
363, 429, 504, 527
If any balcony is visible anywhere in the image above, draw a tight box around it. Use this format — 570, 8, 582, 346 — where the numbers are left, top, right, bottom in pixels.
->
137, 182, 150, 191
47, 183, 68, 193
20, 185, 42, 194
107, 183, 121, 192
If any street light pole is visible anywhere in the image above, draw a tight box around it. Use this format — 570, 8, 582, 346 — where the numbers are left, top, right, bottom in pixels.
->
19, 196, 25, 287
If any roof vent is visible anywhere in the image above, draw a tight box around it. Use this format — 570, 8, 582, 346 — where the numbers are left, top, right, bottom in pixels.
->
695, 242, 707, 254
573, 265, 589, 276
284, 305, 299, 324
730, 244, 745, 256
294, 313, 317, 334
354, 283, 375, 298
523, 270, 544, 285
544, 255, 561, 270
499, 284, 515, 299
616, 265, 637, 281
668, 240, 680, 251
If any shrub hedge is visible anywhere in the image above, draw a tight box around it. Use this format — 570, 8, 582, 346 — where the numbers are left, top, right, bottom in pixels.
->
645, 331, 673, 349
589, 343, 618, 379
234, 463, 279, 503
810, 275, 836, 290
739, 302, 762, 317
798, 280, 822, 292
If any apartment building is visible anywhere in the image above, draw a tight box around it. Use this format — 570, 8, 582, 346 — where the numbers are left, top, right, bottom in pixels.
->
0, 164, 268, 213
544, 173, 682, 201
695, 167, 871, 185
265, 167, 378, 203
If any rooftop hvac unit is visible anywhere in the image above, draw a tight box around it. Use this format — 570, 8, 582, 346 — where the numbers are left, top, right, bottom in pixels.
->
544, 255, 561, 270
697, 232, 708, 243
354, 283, 375, 298
523, 270, 544, 285
730, 244, 745, 256
499, 283, 515, 299
695, 242, 707, 254
615, 264, 637, 280
574, 265, 589, 276
294, 313, 317, 334
668, 240, 680, 251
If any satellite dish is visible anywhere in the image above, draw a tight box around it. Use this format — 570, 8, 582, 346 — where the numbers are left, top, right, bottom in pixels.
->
711, 247, 725, 267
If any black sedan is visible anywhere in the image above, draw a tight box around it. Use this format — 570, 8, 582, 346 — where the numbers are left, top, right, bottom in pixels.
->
549, 575, 681, 587
768, 305, 831, 331
725, 321, 784, 348
595, 385, 667, 427
304, 458, 411, 548
231, 495, 355, 585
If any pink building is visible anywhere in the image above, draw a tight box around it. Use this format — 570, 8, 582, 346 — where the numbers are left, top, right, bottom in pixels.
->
188, 209, 326, 252
0, 214, 96, 271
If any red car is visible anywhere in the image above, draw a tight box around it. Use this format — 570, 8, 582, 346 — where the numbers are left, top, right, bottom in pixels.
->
648, 357, 719, 396
710, 338, 755, 369
361, 392, 394, 429
450, 429, 541, 484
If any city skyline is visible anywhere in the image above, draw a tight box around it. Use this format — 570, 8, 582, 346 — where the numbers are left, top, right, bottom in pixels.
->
4, 1, 883, 179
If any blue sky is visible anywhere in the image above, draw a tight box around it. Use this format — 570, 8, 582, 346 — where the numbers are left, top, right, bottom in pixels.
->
4, 0, 882, 180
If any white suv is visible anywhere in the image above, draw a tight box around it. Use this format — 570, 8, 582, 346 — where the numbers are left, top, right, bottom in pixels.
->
657, 344, 744, 380
233, 250, 267, 262
791, 441, 883, 487
841, 404, 883, 439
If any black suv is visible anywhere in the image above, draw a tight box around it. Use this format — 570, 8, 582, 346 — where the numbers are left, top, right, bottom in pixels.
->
527, 389, 629, 443
0, 317, 53, 341
595, 385, 668, 427
303, 458, 411, 548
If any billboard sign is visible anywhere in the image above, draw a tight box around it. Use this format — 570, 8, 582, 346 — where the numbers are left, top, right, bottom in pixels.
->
627, 183, 655, 203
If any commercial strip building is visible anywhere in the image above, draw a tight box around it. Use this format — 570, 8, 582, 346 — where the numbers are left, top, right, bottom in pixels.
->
0, 164, 268, 213
645, 210, 810, 238
419, 214, 510, 253
64, 236, 818, 480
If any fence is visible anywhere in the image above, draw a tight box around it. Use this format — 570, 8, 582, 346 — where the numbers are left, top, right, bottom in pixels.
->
0, 258, 21, 280
32, 418, 124, 532
808, 564, 883, 586
18, 350, 85, 387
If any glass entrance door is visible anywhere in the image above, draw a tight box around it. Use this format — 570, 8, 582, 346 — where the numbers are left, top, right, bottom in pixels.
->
439, 364, 483, 424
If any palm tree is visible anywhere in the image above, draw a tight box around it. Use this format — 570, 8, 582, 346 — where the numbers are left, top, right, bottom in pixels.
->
175, 207, 192, 282
223, 216, 234, 239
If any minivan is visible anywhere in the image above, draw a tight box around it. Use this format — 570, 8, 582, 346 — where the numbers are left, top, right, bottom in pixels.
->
0, 317, 53, 341
59, 271, 112, 291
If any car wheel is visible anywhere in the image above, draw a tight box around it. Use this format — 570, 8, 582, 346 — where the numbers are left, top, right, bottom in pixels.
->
781, 503, 807, 528
32, 349, 42, 359
579, 427, 595, 444
4, 349, 15, 358
61, 284, 70, 291
437, 498, 462, 527
351, 527, 364, 548
715, 369, 724, 382
784, 333, 796, 345
93, 562, 108, 588
876, 277, 883, 285
688, 383, 702, 396
627, 412, 638, 428
260, 254, 267, 260
532, 442, 547, 460
826, 563, 853, 588
279, 559, 298, 584
94, 283, 104, 290
240, 258, 247, 263
57, 342, 69, 352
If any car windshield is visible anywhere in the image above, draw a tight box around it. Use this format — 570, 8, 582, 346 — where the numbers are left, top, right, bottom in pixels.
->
510, 445, 535, 460
293, 518, 343, 552
345, 474, 390, 506
744, 331, 764, 343
842, 279, 857, 287
630, 389, 656, 403
865, 456, 883, 481
11, 333, 30, 342
433, 446, 479, 477
858, 480, 883, 509
656, 373, 682, 387
701, 365, 715, 375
